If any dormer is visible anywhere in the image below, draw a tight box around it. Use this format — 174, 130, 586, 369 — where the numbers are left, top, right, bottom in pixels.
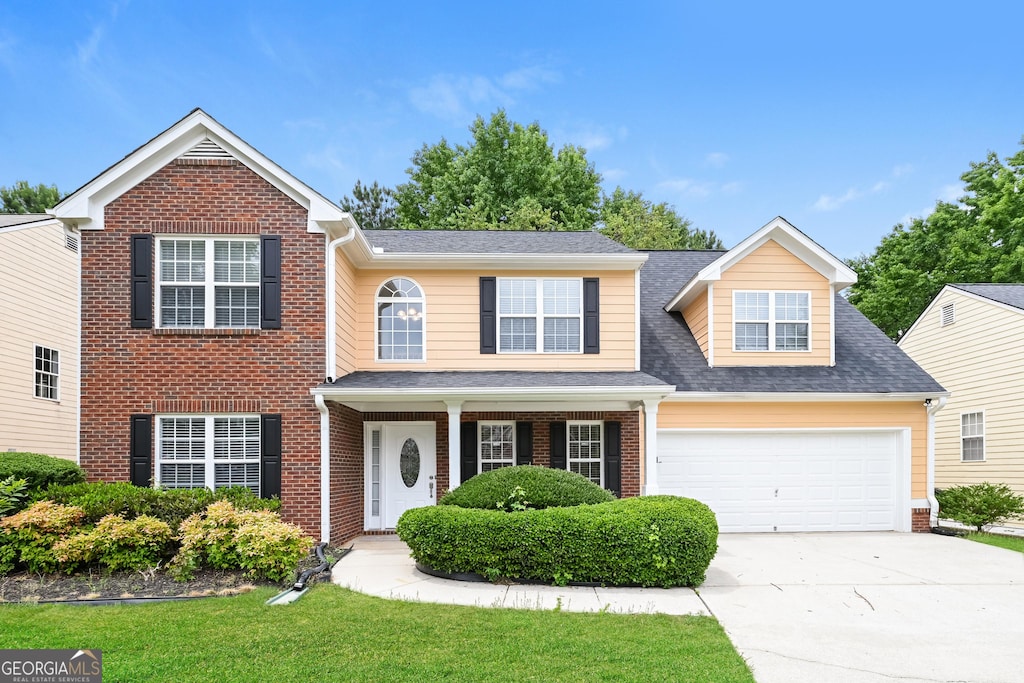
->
663, 217, 857, 367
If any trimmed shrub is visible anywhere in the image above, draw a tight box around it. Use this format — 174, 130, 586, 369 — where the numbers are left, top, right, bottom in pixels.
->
0, 453, 84, 492
53, 514, 175, 572
936, 483, 1024, 531
0, 476, 30, 516
397, 495, 718, 588
439, 465, 615, 510
0, 501, 85, 574
169, 501, 313, 583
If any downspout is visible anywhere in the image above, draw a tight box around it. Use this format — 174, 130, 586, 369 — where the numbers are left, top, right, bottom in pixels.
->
926, 396, 948, 528
325, 224, 358, 378
316, 394, 331, 543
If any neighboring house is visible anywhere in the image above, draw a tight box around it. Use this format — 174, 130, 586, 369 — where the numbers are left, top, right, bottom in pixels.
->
0, 214, 80, 460
899, 284, 1024, 506
51, 109, 946, 543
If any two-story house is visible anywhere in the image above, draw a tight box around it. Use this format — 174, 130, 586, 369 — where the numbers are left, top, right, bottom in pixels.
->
51, 109, 945, 543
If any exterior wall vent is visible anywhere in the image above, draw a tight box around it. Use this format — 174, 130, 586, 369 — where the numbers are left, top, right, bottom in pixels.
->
940, 302, 955, 327
179, 138, 234, 160
65, 232, 80, 253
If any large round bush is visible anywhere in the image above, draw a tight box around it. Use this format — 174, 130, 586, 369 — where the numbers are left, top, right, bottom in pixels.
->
439, 465, 615, 510
397, 495, 718, 588
0, 453, 84, 491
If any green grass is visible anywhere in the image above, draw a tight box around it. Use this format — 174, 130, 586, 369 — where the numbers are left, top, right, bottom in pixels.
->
966, 531, 1024, 554
0, 585, 753, 682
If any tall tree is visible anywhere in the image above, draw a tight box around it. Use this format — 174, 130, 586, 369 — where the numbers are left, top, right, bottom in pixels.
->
340, 180, 398, 230
393, 110, 602, 231
599, 187, 724, 250
0, 181, 61, 214
848, 139, 1024, 338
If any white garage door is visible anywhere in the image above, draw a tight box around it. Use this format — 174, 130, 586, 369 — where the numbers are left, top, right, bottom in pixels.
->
657, 430, 901, 532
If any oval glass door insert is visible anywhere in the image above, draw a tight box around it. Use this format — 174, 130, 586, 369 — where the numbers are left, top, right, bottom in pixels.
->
400, 438, 420, 488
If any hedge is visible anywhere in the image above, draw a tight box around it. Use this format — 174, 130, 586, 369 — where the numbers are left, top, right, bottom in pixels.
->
397, 495, 718, 588
0, 453, 84, 491
439, 465, 615, 510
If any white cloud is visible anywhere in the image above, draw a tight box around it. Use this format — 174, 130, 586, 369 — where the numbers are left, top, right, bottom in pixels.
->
705, 152, 729, 168
602, 168, 627, 183
498, 66, 560, 91
75, 24, 105, 69
870, 181, 889, 193
409, 66, 560, 121
813, 177, 892, 212
938, 183, 962, 203
721, 181, 743, 195
657, 178, 714, 199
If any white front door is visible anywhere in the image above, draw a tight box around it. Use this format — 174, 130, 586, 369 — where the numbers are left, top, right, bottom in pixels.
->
374, 423, 436, 529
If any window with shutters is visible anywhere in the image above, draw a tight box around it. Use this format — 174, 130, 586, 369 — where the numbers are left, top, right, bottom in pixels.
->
479, 422, 515, 472
568, 421, 603, 485
498, 278, 582, 353
156, 237, 260, 328
961, 411, 985, 462
733, 290, 810, 351
156, 415, 261, 494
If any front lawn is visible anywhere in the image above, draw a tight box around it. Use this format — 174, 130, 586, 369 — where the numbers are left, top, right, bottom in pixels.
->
0, 585, 753, 682
966, 531, 1024, 554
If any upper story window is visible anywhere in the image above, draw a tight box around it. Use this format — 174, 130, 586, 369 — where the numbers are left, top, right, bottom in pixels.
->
961, 412, 984, 462
157, 237, 259, 328
498, 278, 582, 353
376, 278, 424, 361
734, 291, 810, 352
34, 345, 59, 400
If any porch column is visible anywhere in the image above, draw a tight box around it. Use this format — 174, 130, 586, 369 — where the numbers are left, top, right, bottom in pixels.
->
446, 401, 463, 491
643, 399, 660, 495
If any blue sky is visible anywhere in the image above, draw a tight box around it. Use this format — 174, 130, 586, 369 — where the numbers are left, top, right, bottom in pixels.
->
2, 1, 1023, 259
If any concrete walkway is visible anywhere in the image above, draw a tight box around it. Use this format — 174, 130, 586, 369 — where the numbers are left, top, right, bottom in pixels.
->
331, 535, 709, 615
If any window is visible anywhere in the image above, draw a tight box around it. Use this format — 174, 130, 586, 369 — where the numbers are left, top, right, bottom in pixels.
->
157, 237, 260, 328
376, 278, 424, 361
34, 346, 59, 400
568, 422, 602, 485
734, 291, 810, 351
941, 303, 956, 327
498, 278, 582, 353
156, 415, 261, 494
961, 412, 984, 462
479, 423, 515, 472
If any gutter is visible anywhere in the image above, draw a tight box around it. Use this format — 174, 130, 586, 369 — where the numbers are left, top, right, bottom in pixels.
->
926, 396, 948, 527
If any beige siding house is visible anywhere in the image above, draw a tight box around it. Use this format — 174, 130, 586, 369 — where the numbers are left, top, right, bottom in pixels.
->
899, 285, 1024, 501
0, 215, 80, 460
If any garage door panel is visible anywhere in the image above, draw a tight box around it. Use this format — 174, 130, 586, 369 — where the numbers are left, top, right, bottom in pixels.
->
657, 430, 899, 533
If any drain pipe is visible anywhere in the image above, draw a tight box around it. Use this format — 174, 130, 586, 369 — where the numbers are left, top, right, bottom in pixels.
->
266, 543, 351, 606
926, 396, 948, 528
316, 394, 331, 543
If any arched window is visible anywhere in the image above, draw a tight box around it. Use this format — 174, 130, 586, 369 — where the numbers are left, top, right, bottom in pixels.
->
376, 278, 425, 361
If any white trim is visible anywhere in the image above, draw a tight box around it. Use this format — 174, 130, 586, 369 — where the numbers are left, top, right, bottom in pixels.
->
0, 216, 63, 234
154, 413, 262, 494
706, 284, 715, 367
374, 276, 427, 363
926, 396, 947, 527
314, 385, 674, 404
478, 421, 516, 472
829, 284, 836, 366
496, 277, 584, 355
634, 269, 641, 371
567, 420, 604, 487
445, 401, 462, 491
731, 290, 812, 353
32, 344, 60, 402
959, 409, 986, 462
663, 390, 948, 402
75, 224, 82, 466
642, 400, 660, 495
315, 395, 330, 543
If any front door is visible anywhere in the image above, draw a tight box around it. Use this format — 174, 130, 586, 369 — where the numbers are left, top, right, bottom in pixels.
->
381, 423, 436, 528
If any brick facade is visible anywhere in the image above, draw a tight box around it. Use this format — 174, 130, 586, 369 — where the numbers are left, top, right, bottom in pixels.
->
80, 159, 325, 536
911, 507, 932, 533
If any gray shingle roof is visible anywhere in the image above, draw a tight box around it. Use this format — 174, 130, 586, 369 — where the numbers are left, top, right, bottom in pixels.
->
639, 251, 945, 393
951, 284, 1024, 312
323, 371, 671, 390
0, 214, 51, 228
361, 229, 635, 255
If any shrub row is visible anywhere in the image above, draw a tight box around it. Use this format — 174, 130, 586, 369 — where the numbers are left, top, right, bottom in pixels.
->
397, 495, 718, 588
0, 453, 84, 492
936, 482, 1024, 531
439, 465, 615, 510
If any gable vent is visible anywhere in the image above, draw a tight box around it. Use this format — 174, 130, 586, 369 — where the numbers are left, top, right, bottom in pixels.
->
179, 138, 234, 160
65, 232, 79, 253
940, 303, 955, 327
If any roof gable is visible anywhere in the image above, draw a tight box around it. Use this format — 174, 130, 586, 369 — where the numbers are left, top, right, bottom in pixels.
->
899, 283, 1024, 344
664, 216, 857, 312
52, 108, 350, 235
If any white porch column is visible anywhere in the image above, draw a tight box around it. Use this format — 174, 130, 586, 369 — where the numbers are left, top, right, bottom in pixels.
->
446, 401, 463, 492
643, 399, 660, 495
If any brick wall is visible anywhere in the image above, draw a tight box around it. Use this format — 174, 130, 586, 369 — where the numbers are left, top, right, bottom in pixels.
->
329, 403, 364, 543
911, 507, 931, 533
81, 159, 325, 537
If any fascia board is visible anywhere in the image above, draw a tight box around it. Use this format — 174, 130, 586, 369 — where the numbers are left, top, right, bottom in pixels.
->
663, 390, 949, 402
312, 384, 674, 403
897, 285, 954, 345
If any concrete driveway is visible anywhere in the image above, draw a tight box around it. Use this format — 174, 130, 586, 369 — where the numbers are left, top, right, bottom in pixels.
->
702, 533, 1024, 683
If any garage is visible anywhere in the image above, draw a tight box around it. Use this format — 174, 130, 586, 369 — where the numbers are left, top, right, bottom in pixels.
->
656, 430, 906, 532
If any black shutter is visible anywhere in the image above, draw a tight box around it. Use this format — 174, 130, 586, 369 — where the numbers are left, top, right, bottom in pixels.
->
515, 422, 533, 465
480, 277, 497, 354
583, 278, 600, 354
460, 421, 478, 483
130, 234, 153, 328
260, 236, 282, 329
604, 421, 622, 498
549, 421, 567, 470
261, 414, 282, 499
129, 414, 152, 486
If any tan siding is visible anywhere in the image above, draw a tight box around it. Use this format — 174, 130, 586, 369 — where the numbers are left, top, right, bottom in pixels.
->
353, 269, 636, 370
0, 223, 78, 460
900, 290, 1024, 498
334, 250, 358, 376
683, 291, 710, 360
657, 401, 928, 498
712, 240, 832, 366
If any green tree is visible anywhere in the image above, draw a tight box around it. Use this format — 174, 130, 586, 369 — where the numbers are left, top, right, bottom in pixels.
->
0, 181, 61, 214
848, 139, 1024, 339
393, 110, 602, 231
599, 187, 723, 250
340, 180, 398, 230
